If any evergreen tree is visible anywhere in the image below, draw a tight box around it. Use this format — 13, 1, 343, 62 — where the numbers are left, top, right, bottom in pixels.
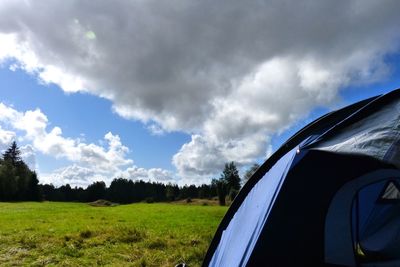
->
15, 161, 31, 200
0, 160, 18, 201
198, 184, 211, 199
221, 162, 241, 192
212, 178, 227, 206
108, 178, 132, 203
41, 184, 56, 201
86, 181, 106, 201
166, 183, 176, 201
0, 142, 41, 202
3, 141, 21, 166
59, 184, 73, 201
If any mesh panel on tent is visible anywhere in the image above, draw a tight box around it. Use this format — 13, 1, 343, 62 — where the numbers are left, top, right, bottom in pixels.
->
380, 181, 400, 201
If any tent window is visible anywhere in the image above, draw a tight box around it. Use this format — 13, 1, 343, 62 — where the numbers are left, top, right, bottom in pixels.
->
353, 179, 400, 264
325, 170, 400, 266
378, 180, 400, 203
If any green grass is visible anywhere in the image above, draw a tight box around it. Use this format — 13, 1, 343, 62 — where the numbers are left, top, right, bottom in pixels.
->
0, 202, 227, 266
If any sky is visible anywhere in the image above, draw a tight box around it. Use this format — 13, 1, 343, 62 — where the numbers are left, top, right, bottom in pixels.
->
0, 0, 400, 187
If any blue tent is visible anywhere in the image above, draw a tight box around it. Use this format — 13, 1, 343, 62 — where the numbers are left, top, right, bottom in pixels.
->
203, 89, 400, 267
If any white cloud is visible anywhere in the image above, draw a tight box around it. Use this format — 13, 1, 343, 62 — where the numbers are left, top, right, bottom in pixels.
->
19, 144, 36, 170
41, 164, 177, 188
0, 103, 173, 187
173, 134, 271, 184
0, 103, 132, 169
40, 164, 106, 188
118, 166, 176, 183
42, 164, 177, 188
0, 126, 16, 149
147, 123, 165, 136
0, 1, 400, 180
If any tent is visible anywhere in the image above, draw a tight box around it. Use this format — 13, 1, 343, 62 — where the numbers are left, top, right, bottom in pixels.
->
203, 89, 400, 267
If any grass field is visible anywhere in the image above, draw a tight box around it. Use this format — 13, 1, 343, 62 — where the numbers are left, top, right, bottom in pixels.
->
0, 202, 227, 266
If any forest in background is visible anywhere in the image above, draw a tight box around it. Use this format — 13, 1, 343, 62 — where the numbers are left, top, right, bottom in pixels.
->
0, 142, 260, 205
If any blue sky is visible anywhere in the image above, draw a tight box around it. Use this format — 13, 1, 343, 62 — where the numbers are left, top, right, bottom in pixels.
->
0, 1, 400, 186
0, 66, 193, 187
0, 66, 190, 173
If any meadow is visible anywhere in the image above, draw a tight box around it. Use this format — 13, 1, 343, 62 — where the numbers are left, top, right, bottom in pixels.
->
0, 201, 227, 266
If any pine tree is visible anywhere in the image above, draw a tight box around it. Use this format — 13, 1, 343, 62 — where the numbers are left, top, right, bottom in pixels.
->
212, 178, 227, 206
221, 162, 241, 192
166, 183, 176, 201
220, 162, 241, 201
0, 142, 41, 202
3, 141, 21, 166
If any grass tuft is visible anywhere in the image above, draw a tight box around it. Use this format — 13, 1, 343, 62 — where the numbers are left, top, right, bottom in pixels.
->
116, 227, 146, 243
146, 238, 167, 250
19, 235, 37, 249
79, 230, 92, 239
190, 238, 201, 246
61, 244, 83, 258
139, 257, 147, 267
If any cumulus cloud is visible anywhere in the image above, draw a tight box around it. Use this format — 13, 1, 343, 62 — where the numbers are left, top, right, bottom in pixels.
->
40, 164, 106, 188
0, 103, 132, 170
0, 103, 173, 186
173, 134, 271, 183
0, 0, 400, 180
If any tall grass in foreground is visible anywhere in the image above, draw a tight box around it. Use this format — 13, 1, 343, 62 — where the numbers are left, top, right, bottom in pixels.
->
0, 202, 227, 266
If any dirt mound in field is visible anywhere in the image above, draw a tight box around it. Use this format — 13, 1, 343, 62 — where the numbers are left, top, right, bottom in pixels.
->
88, 199, 118, 207
172, 198, 220, 206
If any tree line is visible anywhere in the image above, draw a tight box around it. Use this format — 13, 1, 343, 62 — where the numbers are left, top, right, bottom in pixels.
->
41, 179, 217, 203
0, 142, 260, 205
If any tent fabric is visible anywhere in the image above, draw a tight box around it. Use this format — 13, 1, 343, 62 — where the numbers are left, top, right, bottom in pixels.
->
209, 147, 297, 267
310, 99, 400, 168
